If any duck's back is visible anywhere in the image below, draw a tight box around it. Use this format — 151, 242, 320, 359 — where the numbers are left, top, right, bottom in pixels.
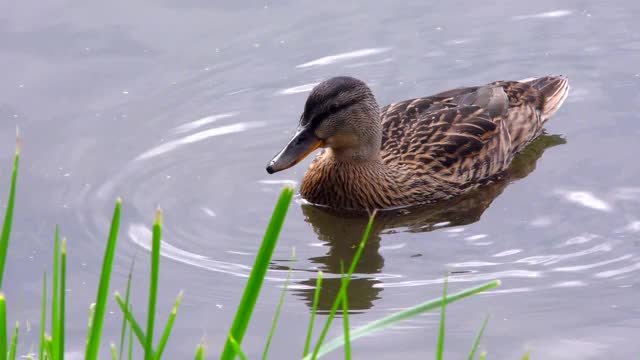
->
379, 76, 569, 189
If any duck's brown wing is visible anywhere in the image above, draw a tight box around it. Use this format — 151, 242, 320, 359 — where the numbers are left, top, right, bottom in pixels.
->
380, 84, 510, 148
381, 102, 511, 185
379, 79, 565, 185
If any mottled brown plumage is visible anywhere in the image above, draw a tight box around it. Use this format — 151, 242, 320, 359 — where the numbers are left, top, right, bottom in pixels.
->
267, 75, 569, 210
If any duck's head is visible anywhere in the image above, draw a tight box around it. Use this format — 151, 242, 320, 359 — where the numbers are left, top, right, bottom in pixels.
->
266, 76, 381, 174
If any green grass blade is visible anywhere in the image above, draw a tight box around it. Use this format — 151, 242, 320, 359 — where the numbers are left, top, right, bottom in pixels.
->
8, 321, 18, 360
228, 336, 248, 360
86, 303, 96, 346
110, 343, 117, 360
194, 341, 206, 360
128, 309, 133, 360
467, 315, 490, 360
52, 226, 60, 359
436, 276, 448, 360
306, 280, 501, 360
0, 293, 7, 360
522, 351, 530, 360
44, 335, 54, 360
115, 293, 147, 348
220, 186, 294, 360
262, 247, 295, 360
0, 137, 19, 288
302, 271, 322, 358
58, 239, 67, 360
39, 271, 47, 360
479, 351, 487, 360
154, 291, 183, 360
341, 265, 351, 360
85, 199, 122, 360
119, 256, 136, 360
145, 209, 162, 360
310, 211, 376, 360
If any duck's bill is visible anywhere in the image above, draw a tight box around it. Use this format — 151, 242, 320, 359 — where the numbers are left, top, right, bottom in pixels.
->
266, 127, 323, 174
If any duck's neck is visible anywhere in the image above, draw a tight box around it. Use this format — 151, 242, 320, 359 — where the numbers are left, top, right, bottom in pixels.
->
325, 115, 383, 163
325, 145, 381, 163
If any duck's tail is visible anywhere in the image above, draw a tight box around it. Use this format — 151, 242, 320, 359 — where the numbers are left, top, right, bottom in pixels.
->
520, 75, 570, 122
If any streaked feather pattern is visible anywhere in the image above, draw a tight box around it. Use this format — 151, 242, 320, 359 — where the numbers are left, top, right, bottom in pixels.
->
300, 76, 569, 209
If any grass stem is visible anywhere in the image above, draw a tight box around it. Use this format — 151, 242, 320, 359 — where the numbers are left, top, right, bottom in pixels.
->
0, 293, 7, 360
59, 239, 67, 360
194, 341, 206, 360
302, 271, 323, 358
306, 280, 501, 359
221, 187, 294, 360
341, 265, 351, 360
144, 209, 162, 360
436, 276, 448, 360
0, 139, 19, 288
154, 291, 183, 360
262, 247, 295, 360
310, 211, 377, 359
8, 321, 18, 360
52, 226, 60, 358
85, 199, 122, 360
228, 336, 248, 360
467, 315, 490, 360
39, 271, 46, 360
115, 293, 147, 348
119, 256, 136, 360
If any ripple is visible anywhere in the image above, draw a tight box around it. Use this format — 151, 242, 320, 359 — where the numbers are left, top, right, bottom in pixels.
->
375, 269, 542, 288
595, 261, 640, 278
482, 287, 534, 294
173, 112, 238, 134
551, 255, 633, 272
135, 121, 264, 160
276, 82, 319, 95
515, 243, 612, 266
512, 10, 572, 21
128, 223, 253, 278
617, 221, 640, 233
257, 179, 298, 186
464, 234, 488, 241
556, 190, 612, 212
448, 261, 500, 267
561, 234, 598, 246
493, 249, 523, 257
379, 243, 407, 251
201, 207, 216, 217
296, 47, 391, 68
551, 281, 587, 288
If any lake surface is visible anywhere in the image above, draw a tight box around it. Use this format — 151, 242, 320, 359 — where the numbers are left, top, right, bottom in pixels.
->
1, 1, 640, 358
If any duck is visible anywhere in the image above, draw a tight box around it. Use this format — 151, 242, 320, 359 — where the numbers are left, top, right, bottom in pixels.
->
266, 75, 569, 210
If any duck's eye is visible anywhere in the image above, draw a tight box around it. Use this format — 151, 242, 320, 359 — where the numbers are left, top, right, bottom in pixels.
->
328, 104, 340, 113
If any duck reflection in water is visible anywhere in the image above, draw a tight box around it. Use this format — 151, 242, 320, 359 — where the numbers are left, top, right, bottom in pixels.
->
287, 134, 566, 312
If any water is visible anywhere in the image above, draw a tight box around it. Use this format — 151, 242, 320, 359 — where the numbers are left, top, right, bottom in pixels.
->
2, 1, 640, 358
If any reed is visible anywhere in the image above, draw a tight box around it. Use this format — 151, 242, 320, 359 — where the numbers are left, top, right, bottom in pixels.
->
220, 186, 295, 360
85, 199, 122, 360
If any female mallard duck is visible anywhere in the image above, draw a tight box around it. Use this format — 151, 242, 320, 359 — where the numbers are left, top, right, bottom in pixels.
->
266, 75, 569, 210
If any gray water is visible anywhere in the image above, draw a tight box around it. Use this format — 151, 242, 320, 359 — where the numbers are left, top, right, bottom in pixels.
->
2, 1, 640, 359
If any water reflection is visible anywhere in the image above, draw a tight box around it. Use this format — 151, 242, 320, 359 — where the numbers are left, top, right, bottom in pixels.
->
290, 134, 566, 311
